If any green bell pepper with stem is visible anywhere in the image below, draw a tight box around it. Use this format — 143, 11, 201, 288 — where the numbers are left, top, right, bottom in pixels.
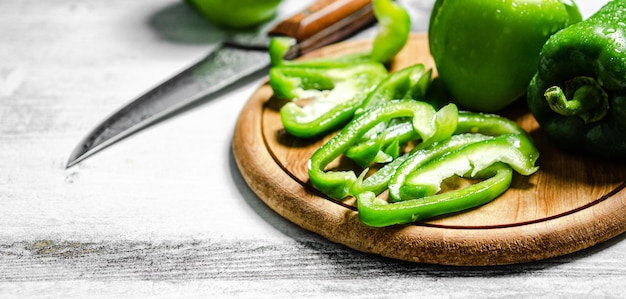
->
528, 0, 626, 159
308, 100, 458, 200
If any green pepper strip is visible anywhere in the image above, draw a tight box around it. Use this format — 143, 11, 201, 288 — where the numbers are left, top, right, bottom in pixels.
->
455, 111, 530, 137
269, 37, 373, 68
269, 0, 412, 139
356, 163, 512, 227
356, 133, 539, 227
351, 133, 493, 197
275, 63, 388, 138
356, 64, 432, 115
394, 133, 539, 202
352, 111, 529, 198
308, 100, 457, 200
370, 0, 411, 63
269, 0, 411, 67
344, 64, 432, 166
384, 133, 494, 201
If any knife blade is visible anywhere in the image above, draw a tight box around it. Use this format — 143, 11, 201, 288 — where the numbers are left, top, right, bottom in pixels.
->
67, 0, 376, 168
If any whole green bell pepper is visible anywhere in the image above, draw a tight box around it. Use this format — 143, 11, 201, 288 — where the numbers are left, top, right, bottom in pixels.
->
528, 0, 626, 160
429, 0, 582, 112
185, 0, 282, 29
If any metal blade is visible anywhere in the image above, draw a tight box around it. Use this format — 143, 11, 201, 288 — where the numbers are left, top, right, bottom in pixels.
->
67, 45, 270, 168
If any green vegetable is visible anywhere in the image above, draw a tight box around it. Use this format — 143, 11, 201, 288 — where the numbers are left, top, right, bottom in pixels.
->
387, 112, 532, 201
389, 133, 538, 201
308, 100, 458, 200
272, 63, 388, 138
370, 0, 411, 63
266, 0, 542, 227
357, 133, 539, 228
306, 86, 539, 226
346, 63, 432, 166
351, 133, 493, 197
351, 111, 535, 199
429, 0, 582, 112
268, 0, 411, 138
357, 163, 513, 227
185, 0, 282, 29
528, 0, 626, 160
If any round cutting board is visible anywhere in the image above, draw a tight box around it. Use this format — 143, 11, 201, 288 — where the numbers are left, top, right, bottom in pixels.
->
232, 33, 626, 266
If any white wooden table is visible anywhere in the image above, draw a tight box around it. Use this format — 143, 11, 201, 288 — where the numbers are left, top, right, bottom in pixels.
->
1, 0, 623, 297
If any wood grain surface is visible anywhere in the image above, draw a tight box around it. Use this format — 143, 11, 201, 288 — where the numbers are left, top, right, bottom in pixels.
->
233, 33, 626, 266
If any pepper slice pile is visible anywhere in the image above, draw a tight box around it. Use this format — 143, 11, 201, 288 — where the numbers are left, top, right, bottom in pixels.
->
272, 62, 388, 138
308, 100, 458, 199
268, 0, 411, 138
268, 0, 540, 227
304, 98, 539, 227
318, 105, 539, 227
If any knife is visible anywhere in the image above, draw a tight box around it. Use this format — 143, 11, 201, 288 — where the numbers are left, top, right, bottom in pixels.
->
67, 0, 376, 168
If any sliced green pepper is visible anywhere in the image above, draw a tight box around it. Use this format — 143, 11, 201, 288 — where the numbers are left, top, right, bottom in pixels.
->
268, 0, 411, 138
356, 64, 432, 115
455, 111, 530, 137
394, 133, 539, 201
351, 133, 493, 197
274, 63, 388, 138
357, 163, 513, 227
308, 100, 458, 200
345, 64, 433, 166
385, 133, 493, 201
527, 0, 626, 159
370, 0, 411, 63
351, 111, 529, 197
268, 37, 373, 68
356, 133, 539, 227
269, 0, 411, 67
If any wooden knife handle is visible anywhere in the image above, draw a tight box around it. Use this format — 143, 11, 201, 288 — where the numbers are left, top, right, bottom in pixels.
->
269, 0, 375, 56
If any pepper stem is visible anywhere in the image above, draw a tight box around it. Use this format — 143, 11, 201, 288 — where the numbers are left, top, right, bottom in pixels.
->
544, 76, 609, 124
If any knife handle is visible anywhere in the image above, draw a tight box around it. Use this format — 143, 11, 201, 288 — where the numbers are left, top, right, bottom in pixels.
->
269, 0, 375, 56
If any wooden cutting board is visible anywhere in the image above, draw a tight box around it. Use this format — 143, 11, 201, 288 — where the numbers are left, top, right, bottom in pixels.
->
232, 33, 626, 266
